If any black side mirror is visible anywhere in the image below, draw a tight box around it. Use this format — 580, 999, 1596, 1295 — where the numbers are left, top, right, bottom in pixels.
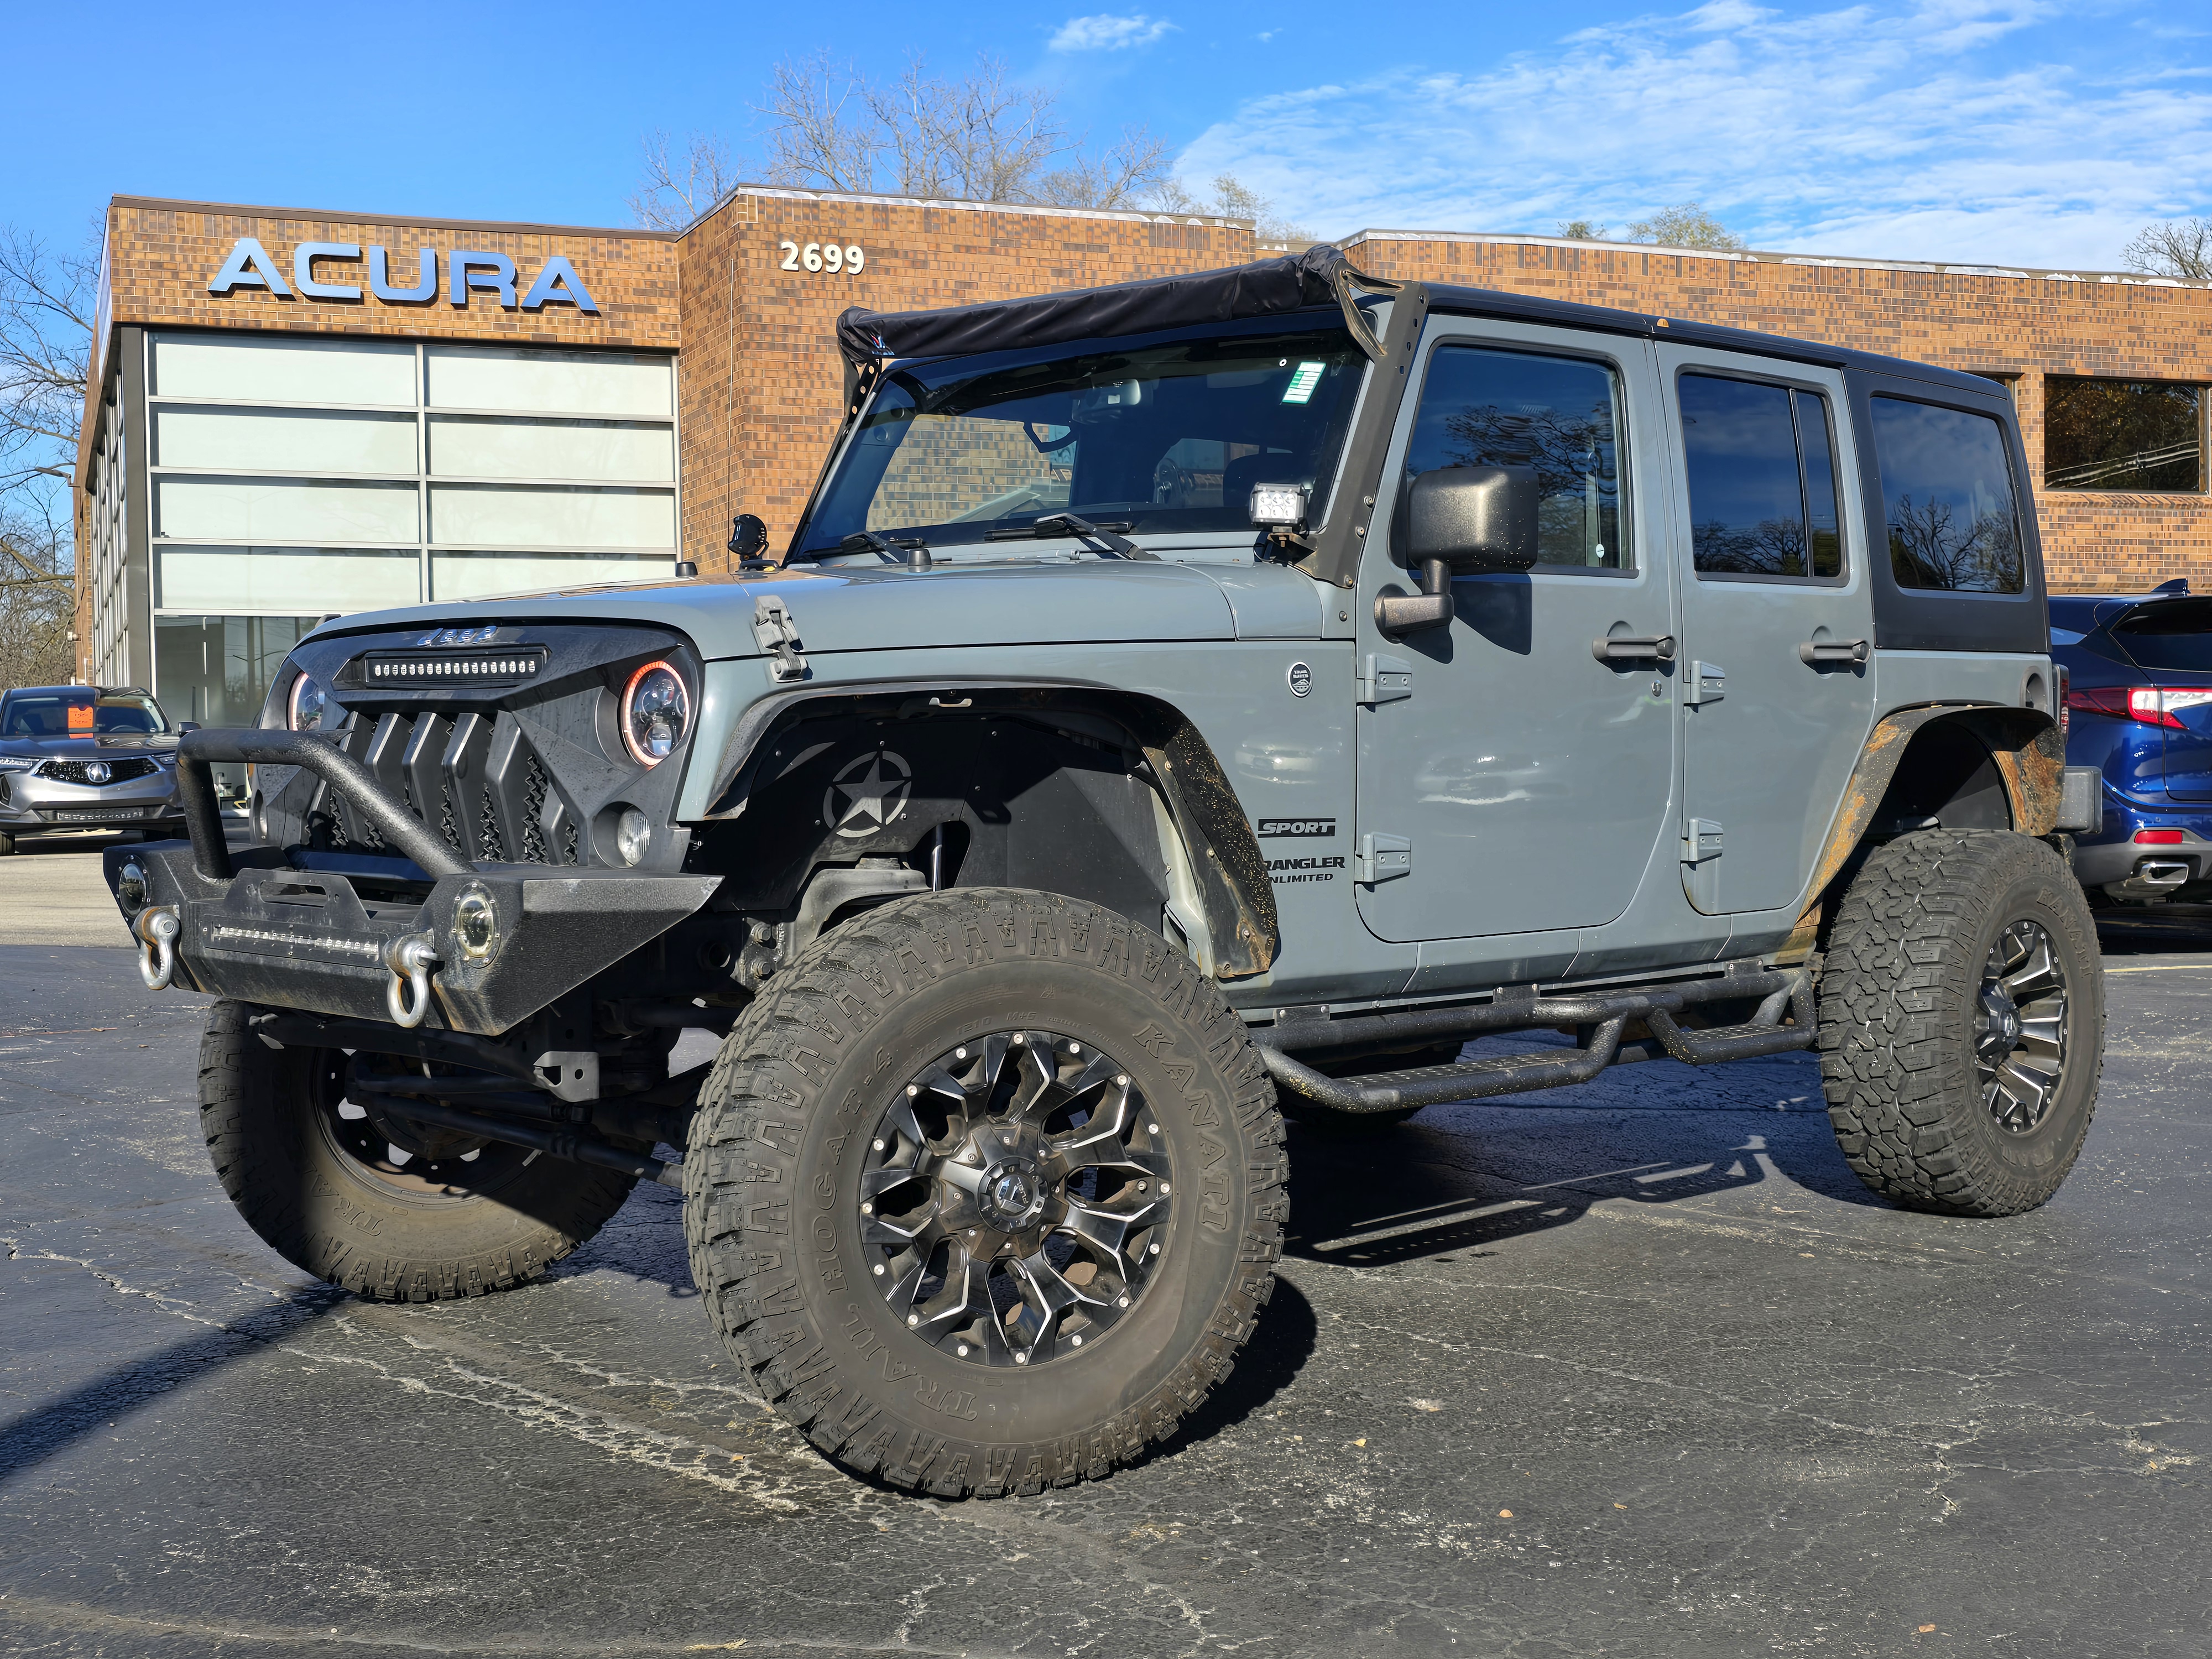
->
177, 722, 201, 733
727, 513, 771, 567
1378, 465, 1541, 635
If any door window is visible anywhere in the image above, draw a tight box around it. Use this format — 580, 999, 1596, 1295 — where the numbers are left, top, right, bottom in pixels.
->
1679, 375, 1843, 580
1869, 397, 2023, 593
1405, 347, 1626, 570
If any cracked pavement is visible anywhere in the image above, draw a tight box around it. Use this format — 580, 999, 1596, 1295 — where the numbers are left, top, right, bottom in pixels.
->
4, 871, 2210, 1657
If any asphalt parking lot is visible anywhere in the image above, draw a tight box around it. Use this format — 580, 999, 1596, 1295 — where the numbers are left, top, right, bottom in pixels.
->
4, 844, 2209, 1658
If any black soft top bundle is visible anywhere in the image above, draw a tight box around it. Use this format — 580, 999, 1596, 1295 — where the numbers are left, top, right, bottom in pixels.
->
836, 244, 1396, 369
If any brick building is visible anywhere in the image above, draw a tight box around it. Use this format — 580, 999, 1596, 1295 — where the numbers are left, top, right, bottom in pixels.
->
77, 188, 2212, 717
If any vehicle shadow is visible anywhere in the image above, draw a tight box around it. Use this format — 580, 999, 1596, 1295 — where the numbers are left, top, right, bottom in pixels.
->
2093, 901, 2212, 957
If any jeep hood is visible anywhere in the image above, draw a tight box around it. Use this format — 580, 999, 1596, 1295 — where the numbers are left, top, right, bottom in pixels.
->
309, 559, 1324, 659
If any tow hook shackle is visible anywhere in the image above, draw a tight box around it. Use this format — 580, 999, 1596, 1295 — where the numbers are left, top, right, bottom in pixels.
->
134, 906, 181, 991
383, 932, 442, 1029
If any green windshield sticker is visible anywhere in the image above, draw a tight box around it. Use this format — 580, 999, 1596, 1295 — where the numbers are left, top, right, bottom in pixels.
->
1281, 361, 1327, 404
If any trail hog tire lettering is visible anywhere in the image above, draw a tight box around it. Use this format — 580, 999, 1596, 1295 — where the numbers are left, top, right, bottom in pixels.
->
1817, 830, 2105, 1217
198, 999, 635, 1301
683, 888, 1287, 1498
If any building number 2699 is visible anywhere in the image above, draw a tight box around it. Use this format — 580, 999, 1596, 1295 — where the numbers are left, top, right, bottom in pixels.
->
780, 241, 866, 274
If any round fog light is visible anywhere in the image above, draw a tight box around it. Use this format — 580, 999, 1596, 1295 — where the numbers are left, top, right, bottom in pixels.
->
614, 808, 652, 867
117, 861, 148, 912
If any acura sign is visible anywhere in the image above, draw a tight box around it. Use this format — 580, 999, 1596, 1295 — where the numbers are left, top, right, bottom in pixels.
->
207, 238, 598, 314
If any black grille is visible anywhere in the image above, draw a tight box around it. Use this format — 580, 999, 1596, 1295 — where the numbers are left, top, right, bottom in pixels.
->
477, 782, 505, 862
520, 755, 551, 864
41, 758, 160, 786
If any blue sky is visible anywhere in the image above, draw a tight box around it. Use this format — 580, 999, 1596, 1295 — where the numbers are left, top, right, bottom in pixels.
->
9, 1, 2210, 268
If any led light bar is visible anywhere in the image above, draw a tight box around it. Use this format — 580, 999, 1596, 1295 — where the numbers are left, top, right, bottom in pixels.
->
1248, 483, 1309, 528
359, 647, 549, 687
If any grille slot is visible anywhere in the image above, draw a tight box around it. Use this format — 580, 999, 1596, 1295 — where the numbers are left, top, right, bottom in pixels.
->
521, 755, 551, 864
40, 758, 159, 786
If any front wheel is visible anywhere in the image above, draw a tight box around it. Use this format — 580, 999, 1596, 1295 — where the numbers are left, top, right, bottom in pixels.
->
1818, 830, 2104, 1216
684, 889, 1287, 1497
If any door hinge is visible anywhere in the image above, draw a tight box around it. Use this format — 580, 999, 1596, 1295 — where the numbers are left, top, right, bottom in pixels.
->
1681, 818, 1724, 863
1357, 654, 1413, 706
1683, 660, 1726, 706
752, 596, 808, 682
1355, 832, 1413, 883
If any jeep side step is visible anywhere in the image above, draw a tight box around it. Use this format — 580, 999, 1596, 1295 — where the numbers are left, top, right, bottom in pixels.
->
1254, 968, 1812, 1115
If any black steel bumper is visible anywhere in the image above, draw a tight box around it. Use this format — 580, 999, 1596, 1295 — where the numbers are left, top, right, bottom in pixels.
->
103, 729, 719, 1037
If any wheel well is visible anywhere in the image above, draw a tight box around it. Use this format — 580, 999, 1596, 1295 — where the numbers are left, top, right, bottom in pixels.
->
687, 686, 1277, 978
1872, 718, 2013, 832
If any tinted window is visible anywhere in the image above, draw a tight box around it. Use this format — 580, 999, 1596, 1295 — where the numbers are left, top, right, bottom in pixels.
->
1406, 346, 1624, 569
2114, 597, 2212, 674
1678, 375, 1842, 579
2045, 377, 2202, 492
0, 691, 168, 738
1871, 398, 2023, 593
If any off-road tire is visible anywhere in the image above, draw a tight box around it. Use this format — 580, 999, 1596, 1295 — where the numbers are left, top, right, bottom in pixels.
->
1818, 829, 2104, 1216
199, 999, 637, 1300
684, 888, 1287, 1498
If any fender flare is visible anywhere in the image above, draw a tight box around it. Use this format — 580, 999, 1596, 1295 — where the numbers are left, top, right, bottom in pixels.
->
694, 676, 1280, 979
1797, 703, 2064, 932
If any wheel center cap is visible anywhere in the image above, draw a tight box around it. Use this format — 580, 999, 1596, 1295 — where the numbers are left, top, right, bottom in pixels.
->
978, 1155, 1047, 1228
1980, 988, 2022, 1049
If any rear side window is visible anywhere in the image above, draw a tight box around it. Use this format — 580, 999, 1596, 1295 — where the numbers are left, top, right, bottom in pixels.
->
1406, 346, 1626, 570
1679, 375, 1843, 579
1871, 398, 2023, 593
2114, 597, 2212, 674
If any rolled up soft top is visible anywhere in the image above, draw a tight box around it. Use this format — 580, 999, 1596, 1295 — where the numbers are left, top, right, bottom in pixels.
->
835, 244, 1399, 371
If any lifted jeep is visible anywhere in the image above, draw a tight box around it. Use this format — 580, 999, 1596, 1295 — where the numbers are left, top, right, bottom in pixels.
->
109, 247, 2105, 1498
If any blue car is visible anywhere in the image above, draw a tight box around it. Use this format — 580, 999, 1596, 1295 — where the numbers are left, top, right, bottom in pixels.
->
2052, 580, 2212, 903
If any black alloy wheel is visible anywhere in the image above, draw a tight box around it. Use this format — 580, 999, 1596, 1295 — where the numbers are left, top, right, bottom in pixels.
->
860, 1029, 1171, 1369
1975, 920, 2069, 1134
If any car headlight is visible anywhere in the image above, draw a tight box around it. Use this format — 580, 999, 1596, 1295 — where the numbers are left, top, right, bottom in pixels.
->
288, 671, 327, 731
0, 756, 36, 772
619, 661, 689, 767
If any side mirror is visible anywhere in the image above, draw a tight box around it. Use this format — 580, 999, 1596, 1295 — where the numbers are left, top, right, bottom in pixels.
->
727, 513, 771, 567
177, 722, 201, 733
1378, 465, 1541, 635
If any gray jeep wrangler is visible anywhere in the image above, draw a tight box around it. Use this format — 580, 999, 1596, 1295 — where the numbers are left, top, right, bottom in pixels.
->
107, 247, 2106, 1498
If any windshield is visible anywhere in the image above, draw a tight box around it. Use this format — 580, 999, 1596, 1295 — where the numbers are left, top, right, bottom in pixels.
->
2114, 597, 2212, 675
798, 319, 1368, 556
1, 691, 170, 738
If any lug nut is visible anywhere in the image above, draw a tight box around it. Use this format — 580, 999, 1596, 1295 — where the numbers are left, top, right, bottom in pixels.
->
907, 1313, 919, 1327
860, 1203, 873, 1215
957, 1344, 971, 1357
1118, 1296, 1130, 1308
873, 1139, 885, 1151
873, 1264, 885, 1276
906, 1084, 919, 1097
956, 1046, 967, 1059
1012, 1033, 1025, 1046
1150, 1243, 1161, 1254
1146, 1123, 1159, 1135
1071, 1334, 1083, 1346
1115, 1074, 1127, 1086
1070, 1043, 1081, 1054
1016, 1352, 1029, 1364
1160, 1183, 1170, 1196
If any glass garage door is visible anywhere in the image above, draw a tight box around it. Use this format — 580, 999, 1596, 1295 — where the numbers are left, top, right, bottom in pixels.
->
145, 331, 680, 620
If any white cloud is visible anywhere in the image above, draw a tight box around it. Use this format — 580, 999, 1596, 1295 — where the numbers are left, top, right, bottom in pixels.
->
1050, 13, 1177, 52
1172, 1, 2212, 268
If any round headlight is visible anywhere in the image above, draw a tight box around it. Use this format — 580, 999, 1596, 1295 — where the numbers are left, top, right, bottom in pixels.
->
620, 661, 689, 766
288, 672, 326, 731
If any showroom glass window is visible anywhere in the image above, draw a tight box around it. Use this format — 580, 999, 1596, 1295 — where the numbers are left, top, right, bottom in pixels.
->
2043, 377, 2205, 493
1404, 346, 1626, 569
1678, 375, 1843, 580
1870, 398, 2025, 593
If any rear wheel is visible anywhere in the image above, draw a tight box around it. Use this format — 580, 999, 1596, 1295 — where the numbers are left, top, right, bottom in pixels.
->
1818, 830, 2104, 1216
199, 1000, 636, 1300
685, 889, 1287, 1496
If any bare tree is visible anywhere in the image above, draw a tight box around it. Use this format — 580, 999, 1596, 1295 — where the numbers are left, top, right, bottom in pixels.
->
867, 55, 1071, 202
1626, 203, 1744, 252
0, 494, 75, 689
2121, 217, 2212, 281
1554, 217, 1608, 241
1180, 175, 1314, 247
1039, 127, 1176, 211
627, 131, 743, 232
0, 226, 96, 500
758, 52, 884, 196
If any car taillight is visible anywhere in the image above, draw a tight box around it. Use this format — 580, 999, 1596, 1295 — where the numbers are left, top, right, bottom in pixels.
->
2135, 829, 2186, 844
2063, 686, 2212, 730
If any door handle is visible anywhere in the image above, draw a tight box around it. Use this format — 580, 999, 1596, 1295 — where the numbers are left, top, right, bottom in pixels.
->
1592, 633, 1677, 664
1798, 638, 1870, 666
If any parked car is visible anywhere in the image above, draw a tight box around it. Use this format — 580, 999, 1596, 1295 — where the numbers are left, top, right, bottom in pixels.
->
105, 248, 2103, 1499
0, 685, 189, 855
2053, 581, 2212, 903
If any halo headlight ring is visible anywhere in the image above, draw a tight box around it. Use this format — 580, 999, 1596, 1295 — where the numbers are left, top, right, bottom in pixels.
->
288, 672, 326, 732
620, 660, 690, 768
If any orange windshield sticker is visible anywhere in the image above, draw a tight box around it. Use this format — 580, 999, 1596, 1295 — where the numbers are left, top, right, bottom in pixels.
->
66, 703, 93, 732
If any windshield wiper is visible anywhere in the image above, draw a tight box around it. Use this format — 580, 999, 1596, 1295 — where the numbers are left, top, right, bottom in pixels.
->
840, 530, 932, 569
983, 514, 1157, 561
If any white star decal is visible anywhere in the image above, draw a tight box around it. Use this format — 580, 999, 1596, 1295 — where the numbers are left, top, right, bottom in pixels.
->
825, 749, 914, 838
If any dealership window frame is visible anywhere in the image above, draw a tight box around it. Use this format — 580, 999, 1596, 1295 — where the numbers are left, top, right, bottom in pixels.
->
2039, 372, 2209, 497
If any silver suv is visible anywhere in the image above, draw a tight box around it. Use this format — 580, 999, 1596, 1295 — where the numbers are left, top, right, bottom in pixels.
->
107, 247, 2107, 1499
0, 686, 187, 854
